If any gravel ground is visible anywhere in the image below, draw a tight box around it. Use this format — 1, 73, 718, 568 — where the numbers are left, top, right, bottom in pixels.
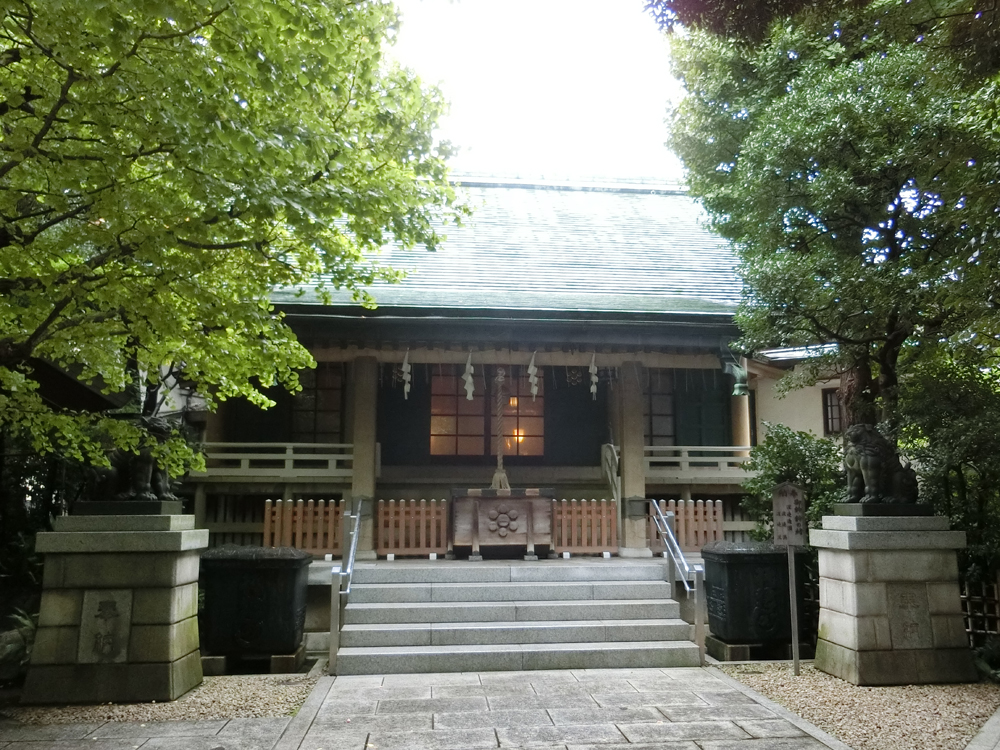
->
0, 672, 319, 724
721, 662, 1000, 750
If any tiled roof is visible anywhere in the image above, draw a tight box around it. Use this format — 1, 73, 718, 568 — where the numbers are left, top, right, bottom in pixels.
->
273, 180, 741, 317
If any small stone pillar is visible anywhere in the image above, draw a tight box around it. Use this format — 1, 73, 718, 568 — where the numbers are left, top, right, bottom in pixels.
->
22, 514, 208, 703
810, 512, 976, 685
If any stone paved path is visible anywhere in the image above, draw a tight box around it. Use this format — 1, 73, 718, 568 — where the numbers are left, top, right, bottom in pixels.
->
0, 667, 853, 750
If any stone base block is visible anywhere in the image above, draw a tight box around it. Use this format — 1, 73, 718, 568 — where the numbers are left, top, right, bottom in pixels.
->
815, 638, 977, 686
832, 503, 934, 517
21, 650, 203, 704
73, 500, 184, 515
706, 635, 809, 662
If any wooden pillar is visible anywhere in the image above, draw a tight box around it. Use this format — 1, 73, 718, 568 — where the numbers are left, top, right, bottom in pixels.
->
619, 360, 650, 556
351, 356, 378, 557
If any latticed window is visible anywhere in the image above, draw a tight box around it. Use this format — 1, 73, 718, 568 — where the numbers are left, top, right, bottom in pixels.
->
643, 368, 676, 446
823, 388, 843, 435
429, 365, 544, 456
292, 363, 344, 443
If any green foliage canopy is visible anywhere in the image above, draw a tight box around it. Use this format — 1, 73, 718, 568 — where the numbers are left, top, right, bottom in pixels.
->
0, 0, 463, 472
667, 1, 1000, 426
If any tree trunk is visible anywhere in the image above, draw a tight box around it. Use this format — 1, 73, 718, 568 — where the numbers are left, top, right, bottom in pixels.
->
839, 356, 878, 427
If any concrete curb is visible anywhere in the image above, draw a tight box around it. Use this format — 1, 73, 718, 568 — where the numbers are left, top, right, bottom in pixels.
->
706, 666, 855, 750
272, 673, 335, 750
965, 704, 1000, 750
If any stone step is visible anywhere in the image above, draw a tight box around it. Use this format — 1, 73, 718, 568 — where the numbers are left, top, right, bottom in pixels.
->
343, 599, 679, 625
348, 580, 672, 604
335, 640, 701, 674
350, 561, 668, 585
340, 618, 692, 648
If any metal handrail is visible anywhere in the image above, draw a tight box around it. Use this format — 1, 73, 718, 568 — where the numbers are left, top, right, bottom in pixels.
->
340, 497, 362, 596
329, 495, 364, 675
649, 501, 706, 666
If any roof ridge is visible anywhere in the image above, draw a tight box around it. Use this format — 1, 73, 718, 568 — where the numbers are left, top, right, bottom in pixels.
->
451, 175, 687, 195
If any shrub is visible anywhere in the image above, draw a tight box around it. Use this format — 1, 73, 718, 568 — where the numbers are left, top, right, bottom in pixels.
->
741, 422, 843, 540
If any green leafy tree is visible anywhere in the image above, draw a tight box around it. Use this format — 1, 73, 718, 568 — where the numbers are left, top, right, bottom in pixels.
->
899, 355, 1000, 579
0, 0, 463, 472
741, 422, 842, 539
664, 1, 1000, 430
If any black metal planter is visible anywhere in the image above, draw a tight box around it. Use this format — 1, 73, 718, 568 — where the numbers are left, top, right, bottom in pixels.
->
199, 546, 311, 656
702, 540, 808, 644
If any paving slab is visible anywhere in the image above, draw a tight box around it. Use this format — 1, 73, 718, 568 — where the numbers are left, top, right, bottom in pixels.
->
736, 718, 809, 738
497, 723, 627, 746
0, 723, 103, 742
487, 693, 600, 710
434, 708, 554, 729
368, 727, 500, 750
333, 685, 432, 700
566, 744, 700, 750
619, 719, 751, 743
91, 719, 227, 738
140, 737, 277, 750
2, 741, 147, 750
590, 690, 704, 708
660, 704, 777, 722
376, 696, 489, 714
698, 739, 834, 750
548, 707, 665, 725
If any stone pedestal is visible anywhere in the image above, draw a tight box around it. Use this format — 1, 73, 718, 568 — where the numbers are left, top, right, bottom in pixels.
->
810, 514, 976, 686
22, 515, 208, 704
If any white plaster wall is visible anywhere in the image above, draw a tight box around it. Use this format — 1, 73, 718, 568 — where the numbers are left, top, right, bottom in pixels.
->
753, 373, 839, 439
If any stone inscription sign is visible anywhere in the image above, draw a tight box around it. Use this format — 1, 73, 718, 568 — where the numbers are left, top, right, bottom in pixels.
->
772, 483, 806, 547
887, 583, 933, 650
78, 589, 132, 664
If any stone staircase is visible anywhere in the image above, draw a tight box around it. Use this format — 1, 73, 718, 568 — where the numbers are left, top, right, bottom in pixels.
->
334, 559, 699, 674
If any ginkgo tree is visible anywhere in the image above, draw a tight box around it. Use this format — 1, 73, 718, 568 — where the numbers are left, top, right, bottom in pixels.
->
0, 0, 463, 473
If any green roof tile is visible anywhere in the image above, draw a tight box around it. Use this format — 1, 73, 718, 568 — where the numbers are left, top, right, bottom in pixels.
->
272, 182, 740, 317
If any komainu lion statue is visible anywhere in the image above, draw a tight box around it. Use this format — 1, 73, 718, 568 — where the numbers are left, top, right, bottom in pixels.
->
843, 423, 918, 504
86, 417, 178, 503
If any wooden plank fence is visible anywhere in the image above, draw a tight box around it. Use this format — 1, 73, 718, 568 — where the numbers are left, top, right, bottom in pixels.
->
202, 494, 265, 547
649, 499, 726, 553
376, 499, 449, 557
263, 498, 343, 557
551, 499, 617, 554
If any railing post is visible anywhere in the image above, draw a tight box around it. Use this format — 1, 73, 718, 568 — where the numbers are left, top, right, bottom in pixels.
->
694, 564, 706, 667
664, 510, 676, 600
328, 565, 340, 675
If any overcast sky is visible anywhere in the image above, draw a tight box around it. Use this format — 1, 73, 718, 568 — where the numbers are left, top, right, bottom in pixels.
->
388, 0, 686, 184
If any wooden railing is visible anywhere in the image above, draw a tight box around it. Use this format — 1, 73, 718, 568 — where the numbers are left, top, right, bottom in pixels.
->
649, 499, 725, 553
552, 499, 617, 554
191, 442, 353, 481
376, 499, 449, 557
644, 446, 753, 484
263, 498, 344, 557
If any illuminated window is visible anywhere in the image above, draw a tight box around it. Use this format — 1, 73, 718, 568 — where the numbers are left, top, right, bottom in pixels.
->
492, 367, 544, 457
430, 365, 486, 455
429, 365, 544, 456
823, 389, 843, 435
